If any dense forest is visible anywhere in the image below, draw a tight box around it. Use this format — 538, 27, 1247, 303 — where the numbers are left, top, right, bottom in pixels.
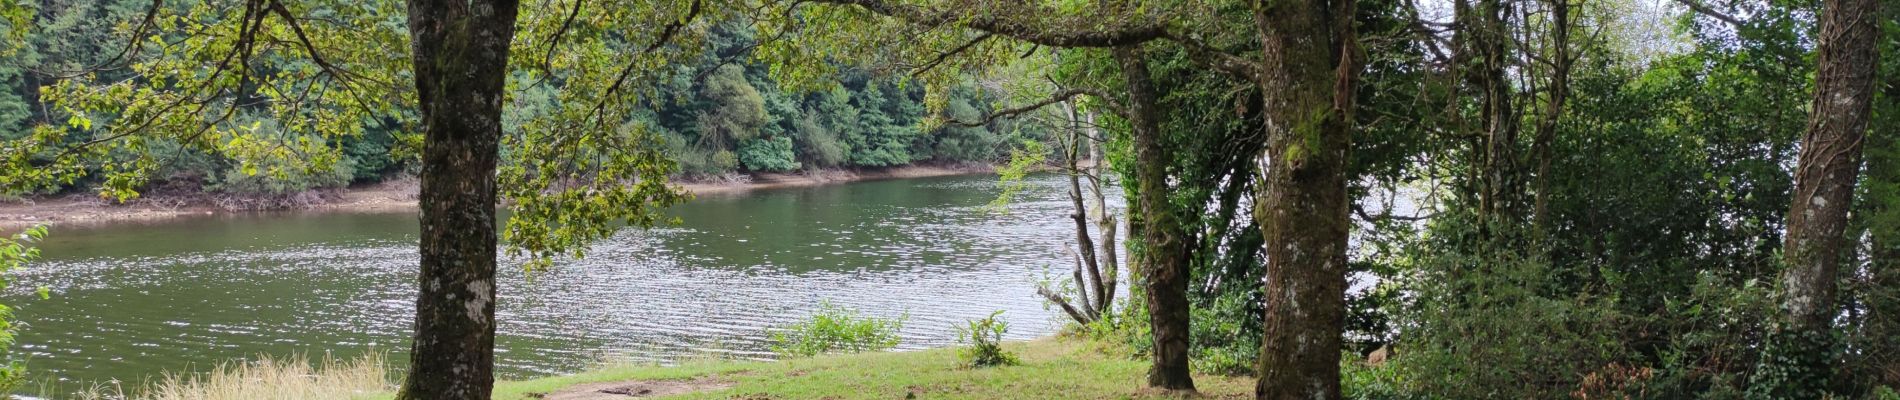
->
0, 0, 1896, 399
0, 1, 1041, 200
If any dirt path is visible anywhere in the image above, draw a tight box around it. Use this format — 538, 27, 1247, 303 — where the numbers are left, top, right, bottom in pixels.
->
536, 377, 733, 400
0, 164, 994, 231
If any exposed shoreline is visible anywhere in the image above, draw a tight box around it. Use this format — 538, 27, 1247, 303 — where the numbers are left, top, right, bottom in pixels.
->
0, 164, 995, 231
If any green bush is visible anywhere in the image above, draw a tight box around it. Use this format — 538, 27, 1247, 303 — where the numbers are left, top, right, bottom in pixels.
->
1341, 356, 1420, 400
1873, 386, 1900, 400
738, 136, 800, 172
791, 114, 846, 168
710, 150, 740, 172
770, 302, 905, 357
208, 156, 355, 195
955, 311, 1019, 368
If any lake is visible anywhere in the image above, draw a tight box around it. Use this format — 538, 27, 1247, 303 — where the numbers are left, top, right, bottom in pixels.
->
2, 173, 1117, 395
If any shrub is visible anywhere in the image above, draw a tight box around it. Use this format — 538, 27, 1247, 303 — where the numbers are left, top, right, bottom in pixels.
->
956, 310, 1019, 368
1342, 355, 1421, 400
207, 156, 355, 196
769, 302, 905, 357
791, 114, 846, 168
710, 150, 740, 172
738, 136, 800, 172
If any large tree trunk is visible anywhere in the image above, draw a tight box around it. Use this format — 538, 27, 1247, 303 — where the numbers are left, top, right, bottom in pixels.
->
397, 1, 520, 399
1252, 0, 1357, 398
1530, 0, 1572, 229
1114, 46, 1196, 392
1759, 0, 1879, 394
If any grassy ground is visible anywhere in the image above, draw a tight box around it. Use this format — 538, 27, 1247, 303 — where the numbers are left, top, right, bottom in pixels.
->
485, 337, 1252, 400
71, 338, 1250, 399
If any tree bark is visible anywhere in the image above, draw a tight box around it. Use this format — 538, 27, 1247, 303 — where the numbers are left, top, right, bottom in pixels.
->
1063, 100, 1105, 320
396, 1, 520, 399
1759, 0, 1879, 394
1114, 46, 1196, 392
1088, 111, 1120, 315
1530, 0, 1572, 229
1252, 0, 1357, 398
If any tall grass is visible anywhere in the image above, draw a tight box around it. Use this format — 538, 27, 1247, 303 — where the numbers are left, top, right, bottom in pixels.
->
69, 353, 390, 400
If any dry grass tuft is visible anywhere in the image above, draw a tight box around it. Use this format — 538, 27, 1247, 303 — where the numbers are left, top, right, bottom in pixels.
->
71, 353, 390, 400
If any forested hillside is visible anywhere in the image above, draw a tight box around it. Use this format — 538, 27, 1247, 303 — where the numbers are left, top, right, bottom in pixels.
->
0, 2, 1040, 199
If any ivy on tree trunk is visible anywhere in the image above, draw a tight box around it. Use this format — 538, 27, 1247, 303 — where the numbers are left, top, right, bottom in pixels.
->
1754, 0, 1879, 395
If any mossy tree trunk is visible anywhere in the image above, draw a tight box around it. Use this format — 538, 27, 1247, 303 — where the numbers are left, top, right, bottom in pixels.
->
396, 1, 520, 399
1252, 0, 1358, 398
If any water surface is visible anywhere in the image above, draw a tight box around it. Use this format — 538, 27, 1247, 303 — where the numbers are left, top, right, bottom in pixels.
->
3, 174, 1113, 393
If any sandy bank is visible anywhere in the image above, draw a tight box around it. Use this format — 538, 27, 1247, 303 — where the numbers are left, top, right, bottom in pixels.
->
0, 164, 994, 231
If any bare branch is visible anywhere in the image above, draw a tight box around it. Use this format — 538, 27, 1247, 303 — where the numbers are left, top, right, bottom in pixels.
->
1037, 287, 1094, 325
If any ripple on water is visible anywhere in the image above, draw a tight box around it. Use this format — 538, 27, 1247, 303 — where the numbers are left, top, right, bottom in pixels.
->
3, 174, 1126, 392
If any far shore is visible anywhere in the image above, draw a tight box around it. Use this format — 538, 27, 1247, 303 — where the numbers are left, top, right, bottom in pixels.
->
0, 164, 996, 230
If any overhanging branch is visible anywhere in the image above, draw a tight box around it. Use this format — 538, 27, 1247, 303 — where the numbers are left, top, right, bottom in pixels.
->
1672, 0, 1747, 28
948, 88, 1124, 127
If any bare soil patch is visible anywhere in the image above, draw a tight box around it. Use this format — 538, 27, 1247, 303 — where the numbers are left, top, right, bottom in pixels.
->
0, 165, 996, 231
538, 377, 732, 400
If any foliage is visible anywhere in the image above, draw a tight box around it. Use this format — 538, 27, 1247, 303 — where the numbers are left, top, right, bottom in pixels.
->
737, 136, 800, 172
0, 8, 1037, 226
1397, 219, 1631, 398
954, 311, 1019, 368
983, 140, 1046, 213
0, 225, 45, 393
769, 302, 905, 358
1341, 359, 1418, 400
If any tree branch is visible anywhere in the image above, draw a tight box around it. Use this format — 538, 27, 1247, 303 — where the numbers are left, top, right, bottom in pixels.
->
803, 0, 1167, 47
912, 32, 993, 77
1672, 0, 1747, 28
1162, 31, 1263, 82
1037, 287, 1094, 325
948, 88, 1124, 127
585, 0, 702, 126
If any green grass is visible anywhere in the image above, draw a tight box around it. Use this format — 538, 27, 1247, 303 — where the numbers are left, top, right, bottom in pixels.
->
483, 337, 1252, 399
85, 338, 1250, 399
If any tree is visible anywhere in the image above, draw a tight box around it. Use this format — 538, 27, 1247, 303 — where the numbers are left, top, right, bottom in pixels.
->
1251, 0, 1359, 397
396, 1, 520, 398
1752, 0, 1879, 395
3, 0, 702, 398
1113, 46, 1196, 391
